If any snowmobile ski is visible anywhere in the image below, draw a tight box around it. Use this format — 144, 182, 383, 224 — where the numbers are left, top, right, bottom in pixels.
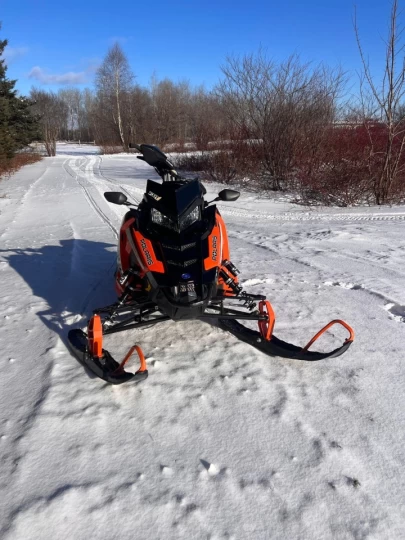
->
68, 318, 148, 385
218, 318, 354, 361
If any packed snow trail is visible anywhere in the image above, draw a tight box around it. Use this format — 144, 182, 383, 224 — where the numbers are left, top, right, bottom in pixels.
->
0, 144, 404, 539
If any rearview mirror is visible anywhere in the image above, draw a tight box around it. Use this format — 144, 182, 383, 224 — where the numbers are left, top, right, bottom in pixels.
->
104, 192, 128, 205
217, 189, 240, 202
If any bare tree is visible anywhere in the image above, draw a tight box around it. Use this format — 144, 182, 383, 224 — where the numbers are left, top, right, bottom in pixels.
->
355, 0, 405, 204
127, 85, 154, 143
95, 43, 134, 149
149, 79, 191, 147
81, 89, 97, 142
188, 87, 225, 150
58, 88, 84, 140
30, 89, 68, 156
216, 51, 344, 190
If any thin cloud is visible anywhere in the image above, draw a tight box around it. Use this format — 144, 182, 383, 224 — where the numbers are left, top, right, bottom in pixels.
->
28, 66, 89, 85
3, 46, 29, 63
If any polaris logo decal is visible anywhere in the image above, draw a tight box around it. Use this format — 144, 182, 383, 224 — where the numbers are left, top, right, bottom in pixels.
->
148, 191, 162, 201
140, 239, 154, 266
212, 235, 218, 261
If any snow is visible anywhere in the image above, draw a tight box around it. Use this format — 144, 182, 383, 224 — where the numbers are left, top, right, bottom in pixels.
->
1, 143, 405, 539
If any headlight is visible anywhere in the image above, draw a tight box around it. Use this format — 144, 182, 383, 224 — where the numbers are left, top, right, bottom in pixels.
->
151, 207, 200, 232
179, 206, 200, 230
151, 208, 175, 229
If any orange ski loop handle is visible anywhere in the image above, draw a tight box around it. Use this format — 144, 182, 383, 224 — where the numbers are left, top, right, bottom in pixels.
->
115, 345, 147, 374
258, 300, 276, 341
301, 319, 355, 352
88, 315, 103, 358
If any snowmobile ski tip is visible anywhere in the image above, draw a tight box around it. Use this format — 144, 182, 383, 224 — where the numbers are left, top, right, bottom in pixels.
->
67, 328, 148, 385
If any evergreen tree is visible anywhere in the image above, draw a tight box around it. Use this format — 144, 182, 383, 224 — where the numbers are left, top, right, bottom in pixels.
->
0, 26, 39, 163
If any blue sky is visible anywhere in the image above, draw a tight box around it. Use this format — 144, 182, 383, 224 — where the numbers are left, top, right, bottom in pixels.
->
1, 0, 399, 96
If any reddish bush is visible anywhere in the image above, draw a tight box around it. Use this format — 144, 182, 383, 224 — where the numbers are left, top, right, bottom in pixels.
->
295, 123, 405, 205
174, 124, 405, 205
172, 151, 236, 183
173, 140, 260, 185
0, 153, 42, 179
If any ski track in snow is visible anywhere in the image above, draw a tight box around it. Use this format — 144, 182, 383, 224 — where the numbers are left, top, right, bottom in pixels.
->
0, 144, 405, 539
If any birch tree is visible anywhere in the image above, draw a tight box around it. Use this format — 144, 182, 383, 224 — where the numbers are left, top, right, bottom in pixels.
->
95, 43, 133, 149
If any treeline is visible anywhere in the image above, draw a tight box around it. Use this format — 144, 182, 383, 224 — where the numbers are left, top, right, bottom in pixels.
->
31, 80, 227, 153
2, 1, 405, 205
32, 0, 405, 207
30, 44, 229, 153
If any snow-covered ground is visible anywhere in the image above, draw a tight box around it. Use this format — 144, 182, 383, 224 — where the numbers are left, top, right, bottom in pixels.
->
0, 143, 405, 540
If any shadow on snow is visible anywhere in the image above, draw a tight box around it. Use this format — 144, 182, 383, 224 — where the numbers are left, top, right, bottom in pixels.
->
0, 238, 117, 349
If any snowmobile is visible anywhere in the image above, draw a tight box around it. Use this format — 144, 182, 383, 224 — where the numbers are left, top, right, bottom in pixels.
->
68, 144, 354, 384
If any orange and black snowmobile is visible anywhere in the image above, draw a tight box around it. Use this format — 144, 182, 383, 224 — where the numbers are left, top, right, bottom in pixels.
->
68, 144, 354, 384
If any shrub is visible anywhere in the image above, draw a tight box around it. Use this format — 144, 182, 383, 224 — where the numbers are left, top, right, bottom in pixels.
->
100, 145, 124, 154
294, 123, 405, 206
0, 153, 42, 179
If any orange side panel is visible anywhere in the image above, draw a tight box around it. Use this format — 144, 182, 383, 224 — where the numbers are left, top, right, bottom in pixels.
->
216, 213, 230, 261
204, 211, 232, 271
204, 223, 221, 270
119, 217, 136, 272
121, 217, 136, 232
133, 231, 165, 273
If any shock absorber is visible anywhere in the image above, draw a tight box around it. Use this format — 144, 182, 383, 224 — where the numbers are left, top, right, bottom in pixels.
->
223, 259, 240, 276
220, 261, 242, 295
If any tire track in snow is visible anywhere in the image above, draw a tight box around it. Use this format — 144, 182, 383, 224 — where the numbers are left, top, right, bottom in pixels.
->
62, 220, 115, 321
325, 281, 405, 324
62, 158, 118, 238
230, 230, 405, 325
234, 228, 405, 281
322, 247, 405, 281
222, 207, 405, 222
62, 158, 118, 317
0, 166, 49, 241
96, 156, 143, 205
63, 154, 150, 315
